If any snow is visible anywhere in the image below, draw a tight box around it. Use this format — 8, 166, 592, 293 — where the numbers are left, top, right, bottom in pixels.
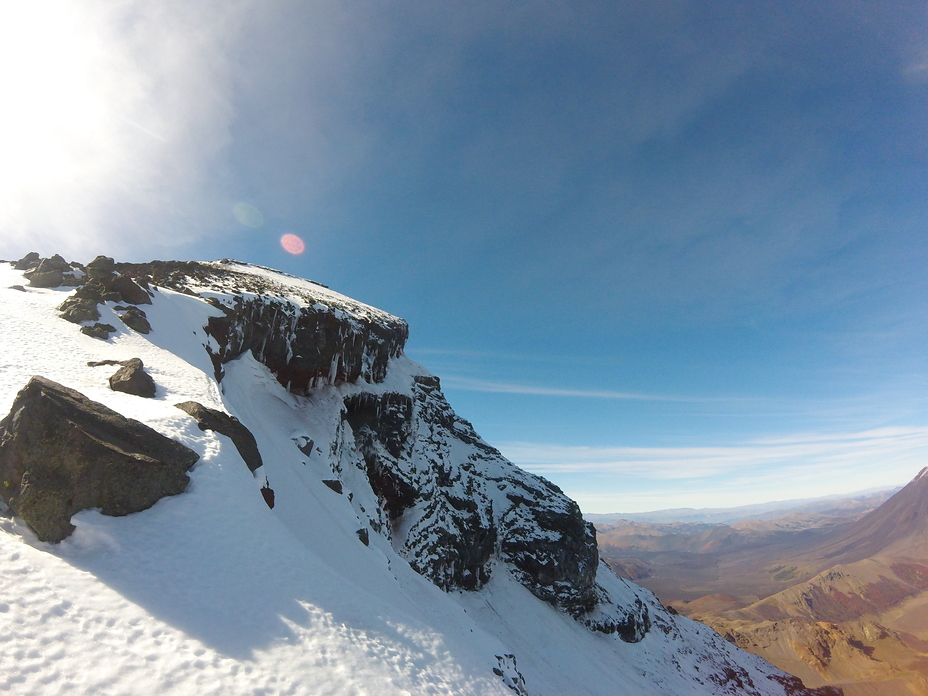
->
0, 263, 804, 695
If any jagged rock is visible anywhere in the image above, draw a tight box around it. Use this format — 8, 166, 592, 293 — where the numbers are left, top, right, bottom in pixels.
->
13, 252, 40, 271
111, 275, 151, 305
27, 270, 64, 288
500, 488, 599, 616
322, 479, 343, 494
59, 297, 101, 324
10, 285, 25, 292
61, 274, 83, 286
108, 358, 156, 398
85, 255, 115, 279
0, 376, 198, 542
174, 401, 263, 472
117, 306, 151, 334
80, 323, 116, 340
357, 527, 370, 545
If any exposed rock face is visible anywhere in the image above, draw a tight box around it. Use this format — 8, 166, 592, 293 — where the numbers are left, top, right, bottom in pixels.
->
108, 358, 157, 398
66, 259, 410, 392
203, 294, 406, 391
174, 401, 263, 473
340, 375, 617, 624
0, 377, 198, 542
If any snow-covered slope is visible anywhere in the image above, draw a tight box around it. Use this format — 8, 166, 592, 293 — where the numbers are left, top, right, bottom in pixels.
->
0, 257, 834, 695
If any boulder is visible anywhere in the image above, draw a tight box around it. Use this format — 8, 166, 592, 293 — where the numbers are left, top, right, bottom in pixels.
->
117, 306, 151, 334
108, 358, 156, 398
80, 323, 116, 340
174, 401, 263, 472
73, 280, 108, 302
111, 275, 151, 305
13, 252, 40, 271
85, 255, 115, 279
27, 270, 64, 288
33, 255, 71, 273
0, 376, 199, 542
59, 297, 101, 324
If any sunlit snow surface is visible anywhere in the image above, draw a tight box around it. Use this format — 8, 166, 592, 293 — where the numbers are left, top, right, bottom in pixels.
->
0, 264, 795, 695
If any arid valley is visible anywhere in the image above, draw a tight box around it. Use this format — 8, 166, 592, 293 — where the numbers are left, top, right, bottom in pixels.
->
596, 473, 928, 695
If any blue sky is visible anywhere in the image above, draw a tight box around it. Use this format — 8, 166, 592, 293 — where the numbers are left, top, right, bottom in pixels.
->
2, 1, 927, 512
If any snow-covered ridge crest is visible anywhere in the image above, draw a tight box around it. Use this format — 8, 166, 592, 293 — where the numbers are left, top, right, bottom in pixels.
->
111, 258, 409, 391
0, 253, 838, 695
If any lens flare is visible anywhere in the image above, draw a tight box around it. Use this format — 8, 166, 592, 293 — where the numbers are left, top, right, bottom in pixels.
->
232, 202, 264, 228
280, 233, 305, 255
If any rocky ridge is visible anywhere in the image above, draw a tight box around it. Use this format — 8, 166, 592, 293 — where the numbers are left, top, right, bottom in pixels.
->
0, 252, 839, 695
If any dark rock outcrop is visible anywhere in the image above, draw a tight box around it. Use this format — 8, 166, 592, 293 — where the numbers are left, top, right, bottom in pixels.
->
340, 375, 611, 619
108, 358, 157, 398
174, 401, 263, 472
203, 294, 406, 391
69, 259, 408, 392
80, 323, 116, 340
111, 275, 151, 305
13, 252, 40, 271
85, 255, 115, 279
117, 306, 151, 333
0, 377, 198, 542
59, 297, 101, 324
27, 270, 64, 288
322, 479, 343, 494
260, 482, 275, 508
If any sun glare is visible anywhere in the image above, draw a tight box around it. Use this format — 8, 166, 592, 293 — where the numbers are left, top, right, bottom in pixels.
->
0, 1, 151, 243
0, 4, 102, 187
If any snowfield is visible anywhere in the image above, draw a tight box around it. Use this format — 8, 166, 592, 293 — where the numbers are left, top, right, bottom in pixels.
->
0, 262, 817, 695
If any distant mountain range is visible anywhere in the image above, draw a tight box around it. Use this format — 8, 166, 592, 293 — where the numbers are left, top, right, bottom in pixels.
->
585, 487, 901, 526
596, 470, 928, 695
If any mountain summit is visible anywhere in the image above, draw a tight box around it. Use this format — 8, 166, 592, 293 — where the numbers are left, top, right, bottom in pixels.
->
0, 255, 837, 695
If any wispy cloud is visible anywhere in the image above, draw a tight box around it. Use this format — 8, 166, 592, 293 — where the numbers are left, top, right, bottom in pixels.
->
440, 375, 746, 403
500, 426, 928, 480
